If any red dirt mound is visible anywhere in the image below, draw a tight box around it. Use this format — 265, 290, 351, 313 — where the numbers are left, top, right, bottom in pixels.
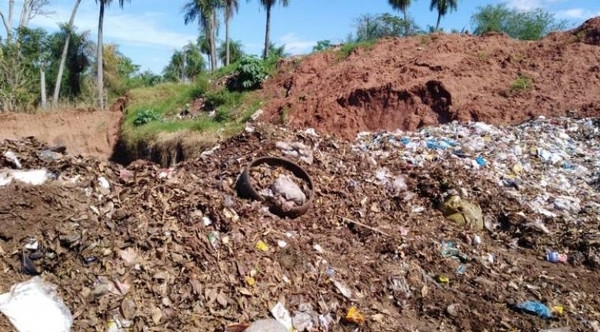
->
0, 108, 122, 159
262, 19, 600, 139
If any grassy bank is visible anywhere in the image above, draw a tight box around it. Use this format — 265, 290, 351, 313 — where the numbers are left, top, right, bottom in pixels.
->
119, 58, 271, 165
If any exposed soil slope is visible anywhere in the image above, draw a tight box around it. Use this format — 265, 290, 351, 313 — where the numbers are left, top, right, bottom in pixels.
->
0, 108, 122, 159
263, 17, 600, 139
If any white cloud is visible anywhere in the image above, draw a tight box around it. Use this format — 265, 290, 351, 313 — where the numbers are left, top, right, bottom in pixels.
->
555, 8, 600, 20
507, 0, 543, 11
28, 3, 196, 50
277, 33, 315, 55
506, 0, 566, 11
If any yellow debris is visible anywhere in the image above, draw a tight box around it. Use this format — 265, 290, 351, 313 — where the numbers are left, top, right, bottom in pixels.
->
345, 306, 365, 325
255, 240, 269, 251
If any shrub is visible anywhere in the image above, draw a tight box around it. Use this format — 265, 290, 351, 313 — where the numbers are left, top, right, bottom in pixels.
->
133, 109, 162, 126
227, 55, 268, 91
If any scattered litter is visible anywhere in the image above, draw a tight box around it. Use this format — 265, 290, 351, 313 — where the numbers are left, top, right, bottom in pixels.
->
3, 151, 22, 169
270, 302, 293, 331
0, 169, 50, 186
344, 306, 365, 325
245, 319, 288, 332
546, 251, 568, 263
515, 300, 553, 319
255, 240, 269, 252
0, 277, 73, 332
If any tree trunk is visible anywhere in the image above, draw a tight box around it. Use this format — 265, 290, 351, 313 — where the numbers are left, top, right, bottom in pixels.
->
402, 9, 409, 36
435, 12, 441, 31
210, 11, 217, 70
52, 0, 82, 108
263, 5, 271, 60
40, 63, 47, 109
0, 0, 14, 43
18, 0, 30, 28
225, 14, 230, 66
97, 1, 105, 109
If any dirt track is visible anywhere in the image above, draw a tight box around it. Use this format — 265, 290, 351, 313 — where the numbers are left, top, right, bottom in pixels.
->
0, 109, 122, 159
263, 17, 600, 139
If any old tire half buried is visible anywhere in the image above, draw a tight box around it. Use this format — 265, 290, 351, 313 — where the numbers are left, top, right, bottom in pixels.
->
236, 156, 314, 219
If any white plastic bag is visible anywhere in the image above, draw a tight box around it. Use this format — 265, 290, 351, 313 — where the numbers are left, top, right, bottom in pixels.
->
0, 277, 73, 332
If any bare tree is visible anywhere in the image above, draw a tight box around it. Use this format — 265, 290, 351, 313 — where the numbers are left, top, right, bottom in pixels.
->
0, 0, 16, 43
1, 0, 52, 44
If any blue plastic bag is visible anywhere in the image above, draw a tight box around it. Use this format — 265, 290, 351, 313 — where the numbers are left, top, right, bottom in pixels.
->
515, 300, 553, 319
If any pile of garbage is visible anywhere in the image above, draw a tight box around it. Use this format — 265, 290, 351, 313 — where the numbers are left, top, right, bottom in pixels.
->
0, 117, 598, 332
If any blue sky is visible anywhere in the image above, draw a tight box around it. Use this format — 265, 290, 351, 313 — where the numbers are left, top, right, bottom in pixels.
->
2, 0, 600, 74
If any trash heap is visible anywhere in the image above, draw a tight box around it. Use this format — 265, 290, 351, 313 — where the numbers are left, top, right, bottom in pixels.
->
0, 117, 598, 332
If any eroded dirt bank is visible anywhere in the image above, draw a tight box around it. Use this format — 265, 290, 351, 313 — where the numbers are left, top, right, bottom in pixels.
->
263, 17, 600, 139
0, 108, 123, 159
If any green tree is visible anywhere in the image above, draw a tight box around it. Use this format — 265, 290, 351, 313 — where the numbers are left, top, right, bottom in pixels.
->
388, 0, 412, 36
14, 27, 49, 108
471, 3, 567, 40
183, 0, 220, 71
163, 42, 206, 82
312, 40, 332, 52
46, 26, 94, 100
430, 0, 458, 31
95, 0, 130, 109
101, 43, 142, 97
223, 0, 239, 66
258, 0, 290, 59
268, 42, 287, 58
218, 39, 244, 64
349, 13, 419, 42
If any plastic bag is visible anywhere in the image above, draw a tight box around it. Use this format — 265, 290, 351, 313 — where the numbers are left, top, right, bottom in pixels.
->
0, 277, 73, 332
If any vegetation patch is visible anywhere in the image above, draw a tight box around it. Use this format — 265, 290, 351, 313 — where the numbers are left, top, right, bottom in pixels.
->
338, 40, 377, 59
508, 73, 534, 95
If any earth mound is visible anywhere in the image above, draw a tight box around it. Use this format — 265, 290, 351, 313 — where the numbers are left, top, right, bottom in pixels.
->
262, 18, 600, 139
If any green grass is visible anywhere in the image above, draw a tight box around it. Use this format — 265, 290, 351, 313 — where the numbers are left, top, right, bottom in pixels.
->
121, 79, 264, 150
338, 40, 377, 59
509, 73, 533, 94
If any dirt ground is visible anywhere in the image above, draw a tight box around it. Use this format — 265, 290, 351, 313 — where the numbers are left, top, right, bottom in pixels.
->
262, 17, 600, 139
0, 120, 598, 331
0, 108, 122, 159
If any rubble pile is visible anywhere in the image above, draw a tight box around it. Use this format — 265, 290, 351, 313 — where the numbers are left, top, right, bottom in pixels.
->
0, 118, 598, 331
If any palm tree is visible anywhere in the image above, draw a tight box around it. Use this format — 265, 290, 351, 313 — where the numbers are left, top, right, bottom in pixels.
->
183, 0, 220, 71
218, 39, 243, 64
259, 0, 289, 59
429, 0, 458, 31
388, 0, 412, 36
95, 0, 130, 109
52, 0, 81, 107
223, 0, 239, 66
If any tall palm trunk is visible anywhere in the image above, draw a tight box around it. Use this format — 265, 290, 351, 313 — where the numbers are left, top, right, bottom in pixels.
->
52, 0, 82, 107
97, 1, 105, 109
40, 63, 47, 109
402, 9, 409, 36
225, 14, 230, 65
263, 4, 271, 59
210, 11, 217, 70
435, 12, 442, 31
